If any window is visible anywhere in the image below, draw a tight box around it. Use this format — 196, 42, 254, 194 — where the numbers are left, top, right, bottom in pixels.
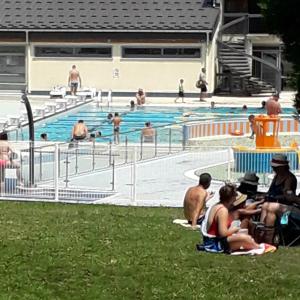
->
163, 48, 201, 58
0, 46, 25, 55
35, 46, 112, 57
122, 47, 201, 58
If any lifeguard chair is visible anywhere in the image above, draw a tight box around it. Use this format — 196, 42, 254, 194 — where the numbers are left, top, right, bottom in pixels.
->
254, 115, 281, 148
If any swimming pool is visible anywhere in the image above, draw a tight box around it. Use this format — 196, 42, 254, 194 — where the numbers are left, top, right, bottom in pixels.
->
19, 104, 295, 143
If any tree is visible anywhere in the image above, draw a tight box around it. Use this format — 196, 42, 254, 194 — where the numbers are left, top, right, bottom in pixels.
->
258, 0, 300, 114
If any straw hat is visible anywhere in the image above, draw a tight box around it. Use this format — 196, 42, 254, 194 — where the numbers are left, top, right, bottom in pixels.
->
270, 154, 289, 167
238, 172, 259, 186
233, 192, 247, 207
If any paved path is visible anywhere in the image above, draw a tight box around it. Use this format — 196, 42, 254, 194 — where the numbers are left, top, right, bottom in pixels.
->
67, 150, 228, 207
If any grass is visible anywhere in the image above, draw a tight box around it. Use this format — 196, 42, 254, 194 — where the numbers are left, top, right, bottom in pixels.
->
0, 202, 300, 300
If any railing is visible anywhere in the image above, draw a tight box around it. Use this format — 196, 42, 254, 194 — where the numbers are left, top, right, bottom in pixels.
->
1, 142, 300, 205
215, 73, 248, 94
223, 14, 267, 35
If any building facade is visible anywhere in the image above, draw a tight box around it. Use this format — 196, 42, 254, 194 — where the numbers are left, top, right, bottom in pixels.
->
0, 0, 219, 95
0, 0, 287, 96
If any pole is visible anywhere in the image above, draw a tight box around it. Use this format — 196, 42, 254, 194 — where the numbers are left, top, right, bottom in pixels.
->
227, 147, 231, 181
132, 146, 137, 205
21, 94, 34, 186
54, 143, 59, 201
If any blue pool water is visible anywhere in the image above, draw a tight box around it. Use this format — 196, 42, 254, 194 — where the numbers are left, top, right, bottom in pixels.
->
19, 104, 295, 143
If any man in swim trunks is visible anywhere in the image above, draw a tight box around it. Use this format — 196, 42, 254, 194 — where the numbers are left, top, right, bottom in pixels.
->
136, 88, 146, 105
68, 65, 82, 95
113, 112, 122, 144
183, 173, 213, 228
141, 122, 155, 143
72, 120, 88, 141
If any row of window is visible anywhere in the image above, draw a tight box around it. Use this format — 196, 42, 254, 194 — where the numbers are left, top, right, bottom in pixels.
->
34, 46, 201, 58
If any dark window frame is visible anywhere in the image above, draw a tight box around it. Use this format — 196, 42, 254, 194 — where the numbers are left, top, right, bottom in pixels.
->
34, 46, 112, 58
122, 46, 201, 59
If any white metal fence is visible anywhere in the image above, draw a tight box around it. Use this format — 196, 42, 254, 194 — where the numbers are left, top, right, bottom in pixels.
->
1, 142, 299, 205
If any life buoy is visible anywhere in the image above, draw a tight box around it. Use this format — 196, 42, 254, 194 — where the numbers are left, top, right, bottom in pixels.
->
230, 130, 244, 136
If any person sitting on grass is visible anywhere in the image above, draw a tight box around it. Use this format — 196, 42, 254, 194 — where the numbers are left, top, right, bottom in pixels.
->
237, 172, 260, 199
229, 192, 263, 235
257, 155, 298, 244
200, 183, 260, 253
183, 173, 213, 228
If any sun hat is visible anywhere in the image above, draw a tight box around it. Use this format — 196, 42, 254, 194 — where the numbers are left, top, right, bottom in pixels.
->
233, 192, 247, 207
270, 154, 289, 167
238, 172, 259, 186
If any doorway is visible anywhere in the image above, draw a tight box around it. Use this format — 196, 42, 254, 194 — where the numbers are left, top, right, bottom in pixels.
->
252, 46, 280, 88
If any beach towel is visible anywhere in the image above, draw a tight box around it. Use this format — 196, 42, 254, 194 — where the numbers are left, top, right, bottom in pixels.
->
230, 243, 277, 256
173, 219, 200, 229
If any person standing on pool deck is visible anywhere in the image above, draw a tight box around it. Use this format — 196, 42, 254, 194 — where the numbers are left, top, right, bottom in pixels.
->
136, 88, 146, 105
174, 79, 185, 103
112, 112, 122, 144
68, 65, 82, 96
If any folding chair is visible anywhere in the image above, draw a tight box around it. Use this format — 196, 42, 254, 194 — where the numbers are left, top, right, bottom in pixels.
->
278, 210, 300, 247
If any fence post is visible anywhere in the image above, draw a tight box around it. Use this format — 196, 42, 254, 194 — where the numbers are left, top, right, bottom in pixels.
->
75, 148, 78, 174
92, 140, 96, 170
182, 125, 188, 150
64, 151, 70, 188
140, 135, 143, 160
132, 146, 137, 205
168, 128, 172, 154
154, 132, 158, 157
125, 136, 128, 163
109, 140, 112, 166
39, 150, 42, 181
111, 156, 115, 191
58, 147, 61, 177
227, 147, 232, 181
54, 143, 59, 201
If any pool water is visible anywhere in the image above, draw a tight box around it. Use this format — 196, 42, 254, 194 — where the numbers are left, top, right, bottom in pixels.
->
19, 104, 294, 143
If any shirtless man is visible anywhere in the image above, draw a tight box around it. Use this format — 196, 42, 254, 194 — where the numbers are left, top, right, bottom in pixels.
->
183, 173, 212, 228
68, 65, 82, 95
113, 112, 122, 144
141, 122, 155, 143
266, 94, 282, 116
0, 132, 21, 181
72, 120, 88, 141
136, 88, 146, 105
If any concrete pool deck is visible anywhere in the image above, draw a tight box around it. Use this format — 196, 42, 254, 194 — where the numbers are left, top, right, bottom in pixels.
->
0, 90, 296, 117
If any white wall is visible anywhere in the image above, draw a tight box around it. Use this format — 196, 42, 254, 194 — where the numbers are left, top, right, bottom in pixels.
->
28, 43, 207, 94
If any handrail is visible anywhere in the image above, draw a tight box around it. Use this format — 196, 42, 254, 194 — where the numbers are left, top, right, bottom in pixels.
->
217, 40, 281, 91
217, 11, 281, 92
218, 40, 280, 73
220, 15, 247, 33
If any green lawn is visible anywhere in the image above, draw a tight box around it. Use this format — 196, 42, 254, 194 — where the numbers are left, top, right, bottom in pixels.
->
0, 202, 299, 300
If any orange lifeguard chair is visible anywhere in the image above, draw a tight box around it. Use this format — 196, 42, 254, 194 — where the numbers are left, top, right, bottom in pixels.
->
254, 115, 281, 148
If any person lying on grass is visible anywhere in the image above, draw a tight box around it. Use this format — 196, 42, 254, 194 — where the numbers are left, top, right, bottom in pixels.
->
201, 183, 260, 253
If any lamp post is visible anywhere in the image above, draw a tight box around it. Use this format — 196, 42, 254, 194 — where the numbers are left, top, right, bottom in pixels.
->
21, 94, 34, 186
